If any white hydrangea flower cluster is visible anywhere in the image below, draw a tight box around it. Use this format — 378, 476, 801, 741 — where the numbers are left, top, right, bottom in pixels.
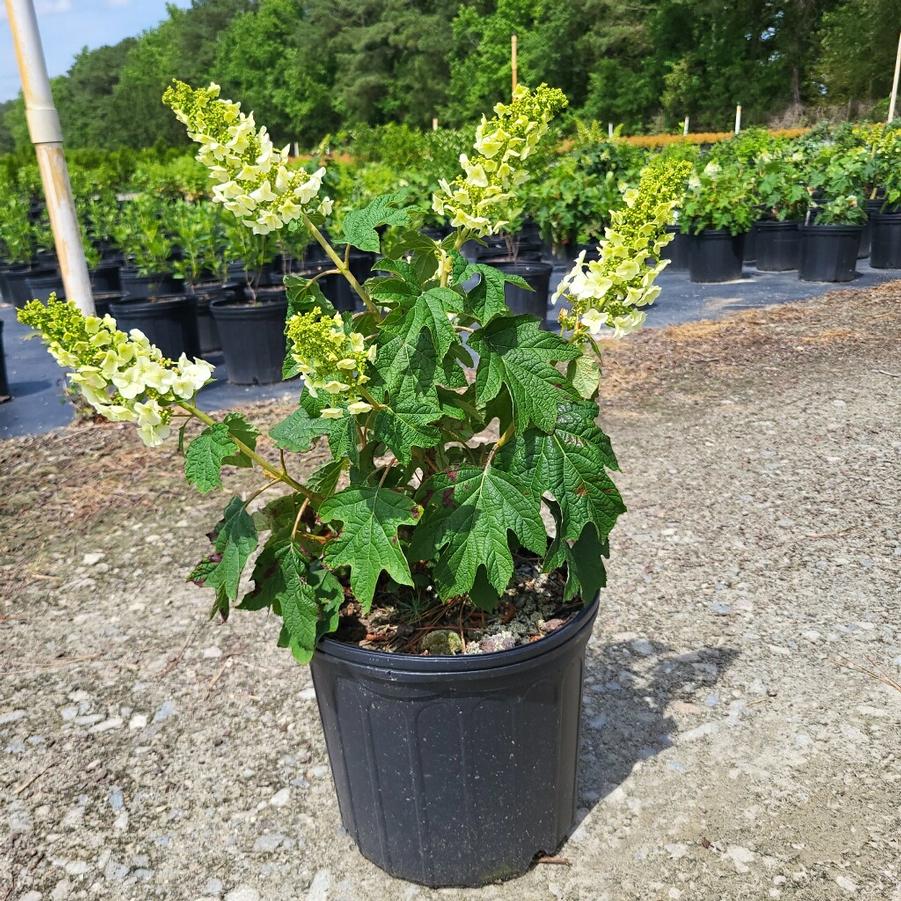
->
432, 84, 567, 236
163, 81, 333, 235
19, 296, 214, 446
556, 159, 693, 339
285, 307, 376, 419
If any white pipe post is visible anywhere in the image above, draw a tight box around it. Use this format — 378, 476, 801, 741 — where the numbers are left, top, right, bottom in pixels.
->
888, 31, 901, 122
607, 122, 613, 138
511, 34, 518, 96
432, 117, 438, 131
683, 115, 690, 135
734, 104, 742, 134
5, 0, 93, 314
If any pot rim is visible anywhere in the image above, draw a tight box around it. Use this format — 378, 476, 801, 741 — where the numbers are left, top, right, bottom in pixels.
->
111, 293, 193, 310
315, 592, 600, 673
481, 257, 553, 272
800, 223, 864, 234
754, 219, 801, 229
209, 293, 287, 318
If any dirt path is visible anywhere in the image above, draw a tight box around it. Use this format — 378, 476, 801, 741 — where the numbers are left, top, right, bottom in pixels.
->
2, 284, 899, 901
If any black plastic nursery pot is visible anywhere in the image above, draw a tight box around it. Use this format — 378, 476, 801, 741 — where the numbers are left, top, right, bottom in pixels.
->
5, 267, 55, 307
190, 284, 228, 354
868, 212, 901, 269
210, 291, 288, 385
798, 224, 862, 282
483, 258, 553, 323
661, 225, 689, 270
477, 235, 543, 262
311, 594, 599, 888
119, 269, 182, 300
90, 262, 121, 294
858, 199, 884, 259
754, 220, 801, 271
0, 320, 9, 401
26, 271, 64, 303
110, 295, 200, 360
93, 292, 122, 319
742, 223, 757, 263
687, 230, 745, 283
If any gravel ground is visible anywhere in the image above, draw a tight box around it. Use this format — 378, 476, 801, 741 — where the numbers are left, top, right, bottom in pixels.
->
1, 283, 900, 901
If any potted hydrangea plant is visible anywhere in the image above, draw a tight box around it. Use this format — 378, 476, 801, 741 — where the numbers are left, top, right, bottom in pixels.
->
680, 160, 755, 282
19, 82, 688, 888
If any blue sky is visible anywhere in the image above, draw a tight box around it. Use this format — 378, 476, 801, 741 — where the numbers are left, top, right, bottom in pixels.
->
1, 0, 189, 102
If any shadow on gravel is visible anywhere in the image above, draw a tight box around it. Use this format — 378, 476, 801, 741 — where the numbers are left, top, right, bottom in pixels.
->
574, 641, 740, 820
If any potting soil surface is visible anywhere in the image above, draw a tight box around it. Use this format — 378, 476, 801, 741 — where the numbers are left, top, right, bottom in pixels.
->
1, 280, 899, 900
1, 260, 898, 439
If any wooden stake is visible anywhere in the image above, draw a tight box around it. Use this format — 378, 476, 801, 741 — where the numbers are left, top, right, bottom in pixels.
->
5, 0, 93, 314
889, 31, 901, 122
511, 33, 518, 96
734, 104, 742, 134
683, 115, 690, 135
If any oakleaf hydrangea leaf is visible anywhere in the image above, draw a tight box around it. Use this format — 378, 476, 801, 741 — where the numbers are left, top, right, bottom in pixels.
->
319, 487, 422, 608
420, 464, 546, 600
373, 394, 443, 465
343, 193, 411, 252
185, 423, 238, 493
222, 412, 259, 468
501, 399, 624, 541
275, 545, 319, 663
469, 315, 580, 432
466, 264, 531, 323
191, 496, 258, 604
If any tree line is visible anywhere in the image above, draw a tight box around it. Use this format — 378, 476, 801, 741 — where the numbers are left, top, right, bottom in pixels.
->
0, 0, 898, 153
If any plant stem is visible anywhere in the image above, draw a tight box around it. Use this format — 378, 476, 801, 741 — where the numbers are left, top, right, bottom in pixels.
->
302, 214, 376, 313
176, 401, 310, 497
487, 422, 515, 464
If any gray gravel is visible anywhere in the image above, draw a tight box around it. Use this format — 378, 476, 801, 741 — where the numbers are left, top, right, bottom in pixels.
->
1, 284, 900, 900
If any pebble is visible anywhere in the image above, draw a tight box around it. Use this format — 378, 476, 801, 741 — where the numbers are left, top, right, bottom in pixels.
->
153, 700, 177, 723
50, 880, 71, 900
204, 878, 224, 896
104, 858, 129, 882
680, 722, 719, 743
665, 843, 689, 859
0, 709, 26, 725
203, 646, 223, 659
82, 552, 104, 565
270, 788, 291, 808
224, 888, 260, 901
60, 705, 79, 721
91, 717, 123, 733
253, 833, 285, 853
20, 893, 42, 901
129, 713, 148, 730
299, 687, 316, 701
835, 875, 857, 894
710, 602, 732, 616
630, 638, 655, 656
307, 870, 331, 901
64, 860, 91, 876
725, 845, 755, 873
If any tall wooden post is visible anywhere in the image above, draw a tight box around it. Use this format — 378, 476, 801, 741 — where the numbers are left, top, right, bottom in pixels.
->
889, 31, 901, 122
511, 34, 518, 96
5, 0, 93, 314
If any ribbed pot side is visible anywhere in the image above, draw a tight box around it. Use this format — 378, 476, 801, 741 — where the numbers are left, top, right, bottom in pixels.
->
310, 595, 599, 887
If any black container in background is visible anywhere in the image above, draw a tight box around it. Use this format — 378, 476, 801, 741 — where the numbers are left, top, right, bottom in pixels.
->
6, 267, 55, 307
742, 223, 757, 263
798, 225, 862, 282
93, 292, 122, 319
868, 212, 901, 269
483, 258, 553, 323
119, 268, 182, 299
26, 271, 65, 303
89, 263, 121, 294
110, 295, 200, 359
754, 220, 801, 271
687, 230, 745, 283
189, 284, 227, 354
661, 225, 689, 270
0, 320, 9, 400
858, 199, 884, 259
210, 292, 287, 385
311, 595, 599, 888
